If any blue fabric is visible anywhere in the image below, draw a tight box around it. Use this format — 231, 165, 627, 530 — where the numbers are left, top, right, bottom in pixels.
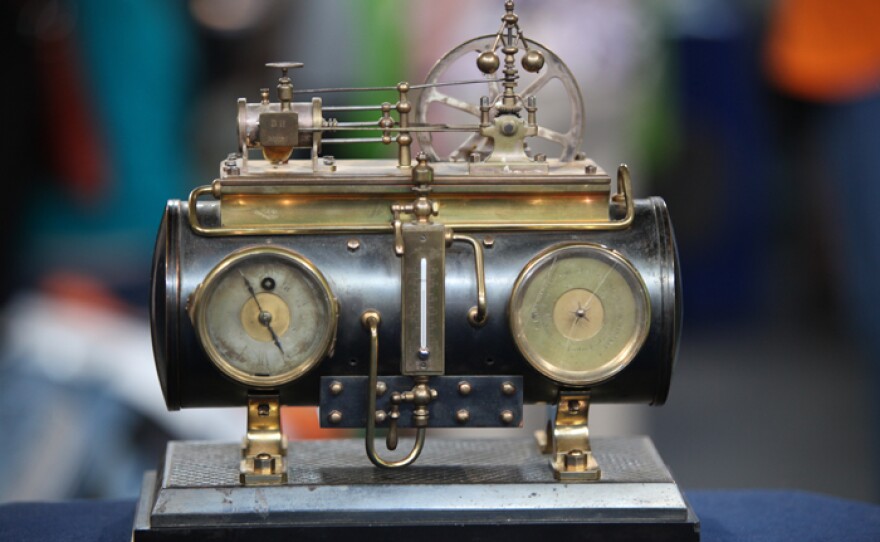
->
688, 490, 880, 541
1, 490, 879, 541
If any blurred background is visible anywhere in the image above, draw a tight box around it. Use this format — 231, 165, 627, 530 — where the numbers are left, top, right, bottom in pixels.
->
1, 0, 879, 504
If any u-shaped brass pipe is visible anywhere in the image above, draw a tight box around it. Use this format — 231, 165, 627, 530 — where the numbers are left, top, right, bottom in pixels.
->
362, 311, 426, 468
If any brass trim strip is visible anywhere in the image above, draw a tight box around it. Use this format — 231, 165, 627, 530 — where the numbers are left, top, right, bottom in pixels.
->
188, 165, 635, 236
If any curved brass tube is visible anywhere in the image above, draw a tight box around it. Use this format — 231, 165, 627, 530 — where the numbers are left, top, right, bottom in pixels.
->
362, 311, 426, 468
451, 233, 489, 327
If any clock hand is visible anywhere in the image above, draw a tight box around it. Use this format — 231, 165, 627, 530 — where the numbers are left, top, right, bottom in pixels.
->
240, 271, 285, 354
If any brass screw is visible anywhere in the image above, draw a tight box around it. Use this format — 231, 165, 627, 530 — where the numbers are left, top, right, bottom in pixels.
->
500, 410, 515, 425
347, 239, 361, 252
329, 381, 344, 396
458, 381, 472, 396
501, 381, 516, 396
455, 409, 470, 424
328, 410, 343, 424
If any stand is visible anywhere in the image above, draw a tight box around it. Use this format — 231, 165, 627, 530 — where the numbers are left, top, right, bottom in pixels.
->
132, 436, 699, 541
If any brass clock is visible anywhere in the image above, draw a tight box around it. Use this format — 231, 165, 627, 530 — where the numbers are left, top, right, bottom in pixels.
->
190, 246, 337, 388
509, 243, 650, 386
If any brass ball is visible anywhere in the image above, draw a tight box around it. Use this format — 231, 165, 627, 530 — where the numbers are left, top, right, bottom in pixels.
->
397, 134, 412, 146
477, 51, 500, 74
521, 50, 545, 73
397, 101, 412, 114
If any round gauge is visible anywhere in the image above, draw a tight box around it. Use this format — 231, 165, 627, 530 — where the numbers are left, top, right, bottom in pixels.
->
509, 243, 650, 386
191, 246, 337, 388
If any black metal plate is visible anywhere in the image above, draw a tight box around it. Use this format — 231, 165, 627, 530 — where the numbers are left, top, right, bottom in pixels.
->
319, 375, 523, 428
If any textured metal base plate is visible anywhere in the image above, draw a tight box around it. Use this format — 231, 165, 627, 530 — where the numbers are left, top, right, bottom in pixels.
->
133, 437, 699, 541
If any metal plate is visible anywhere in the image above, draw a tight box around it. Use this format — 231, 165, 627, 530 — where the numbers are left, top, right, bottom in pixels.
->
137, 436, 697, 539
319, 375, 523, 428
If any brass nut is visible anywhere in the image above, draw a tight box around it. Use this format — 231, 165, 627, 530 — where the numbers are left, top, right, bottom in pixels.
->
254, 453, 275, 474
328, 410, 343, 424
458, 381, 472, 396
564, 449, 586, 470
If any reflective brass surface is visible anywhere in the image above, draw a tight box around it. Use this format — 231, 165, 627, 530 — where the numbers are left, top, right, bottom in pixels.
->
241, 395, 288, 485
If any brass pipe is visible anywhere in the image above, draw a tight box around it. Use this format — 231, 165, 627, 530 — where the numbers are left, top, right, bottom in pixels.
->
450, 233, 488, 326
362, 311, 426, 468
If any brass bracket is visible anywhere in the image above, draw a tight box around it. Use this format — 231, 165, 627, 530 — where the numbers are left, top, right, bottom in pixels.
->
539, 391, 600, 481
240, 394, 288, 485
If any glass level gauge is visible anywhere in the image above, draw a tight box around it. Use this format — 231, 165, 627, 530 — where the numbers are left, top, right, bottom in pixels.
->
191, 246, 337, 388
509, 243, 650, 386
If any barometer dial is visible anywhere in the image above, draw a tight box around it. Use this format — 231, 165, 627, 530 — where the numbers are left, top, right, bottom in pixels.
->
191, 246, 337, 388
509, 244, 650, 386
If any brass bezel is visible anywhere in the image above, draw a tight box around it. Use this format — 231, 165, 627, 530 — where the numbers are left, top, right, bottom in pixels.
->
191, 246, 338, 388
508, 243, 650, 387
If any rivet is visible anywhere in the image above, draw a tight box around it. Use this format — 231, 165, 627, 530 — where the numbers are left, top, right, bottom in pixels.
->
347, 239, 361, 252
328, 410, 343, 424
458, 381, 472, 396
329, 381, 344, 396
501, 381, 516, 396
482, 236, 495, 248
455, 409, 470, 424
376, 381, 387, 396
500, 410, 515, 425
375, 410, 387, 423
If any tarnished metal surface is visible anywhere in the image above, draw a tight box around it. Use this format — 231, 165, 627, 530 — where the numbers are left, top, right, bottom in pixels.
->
162, 437, 673, 488
148, 437, 685, 528
152, 197, 679, 409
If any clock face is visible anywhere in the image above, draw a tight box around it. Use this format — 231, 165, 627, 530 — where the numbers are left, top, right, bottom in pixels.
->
509, 243, 650, 386
191, 246, 337, 387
